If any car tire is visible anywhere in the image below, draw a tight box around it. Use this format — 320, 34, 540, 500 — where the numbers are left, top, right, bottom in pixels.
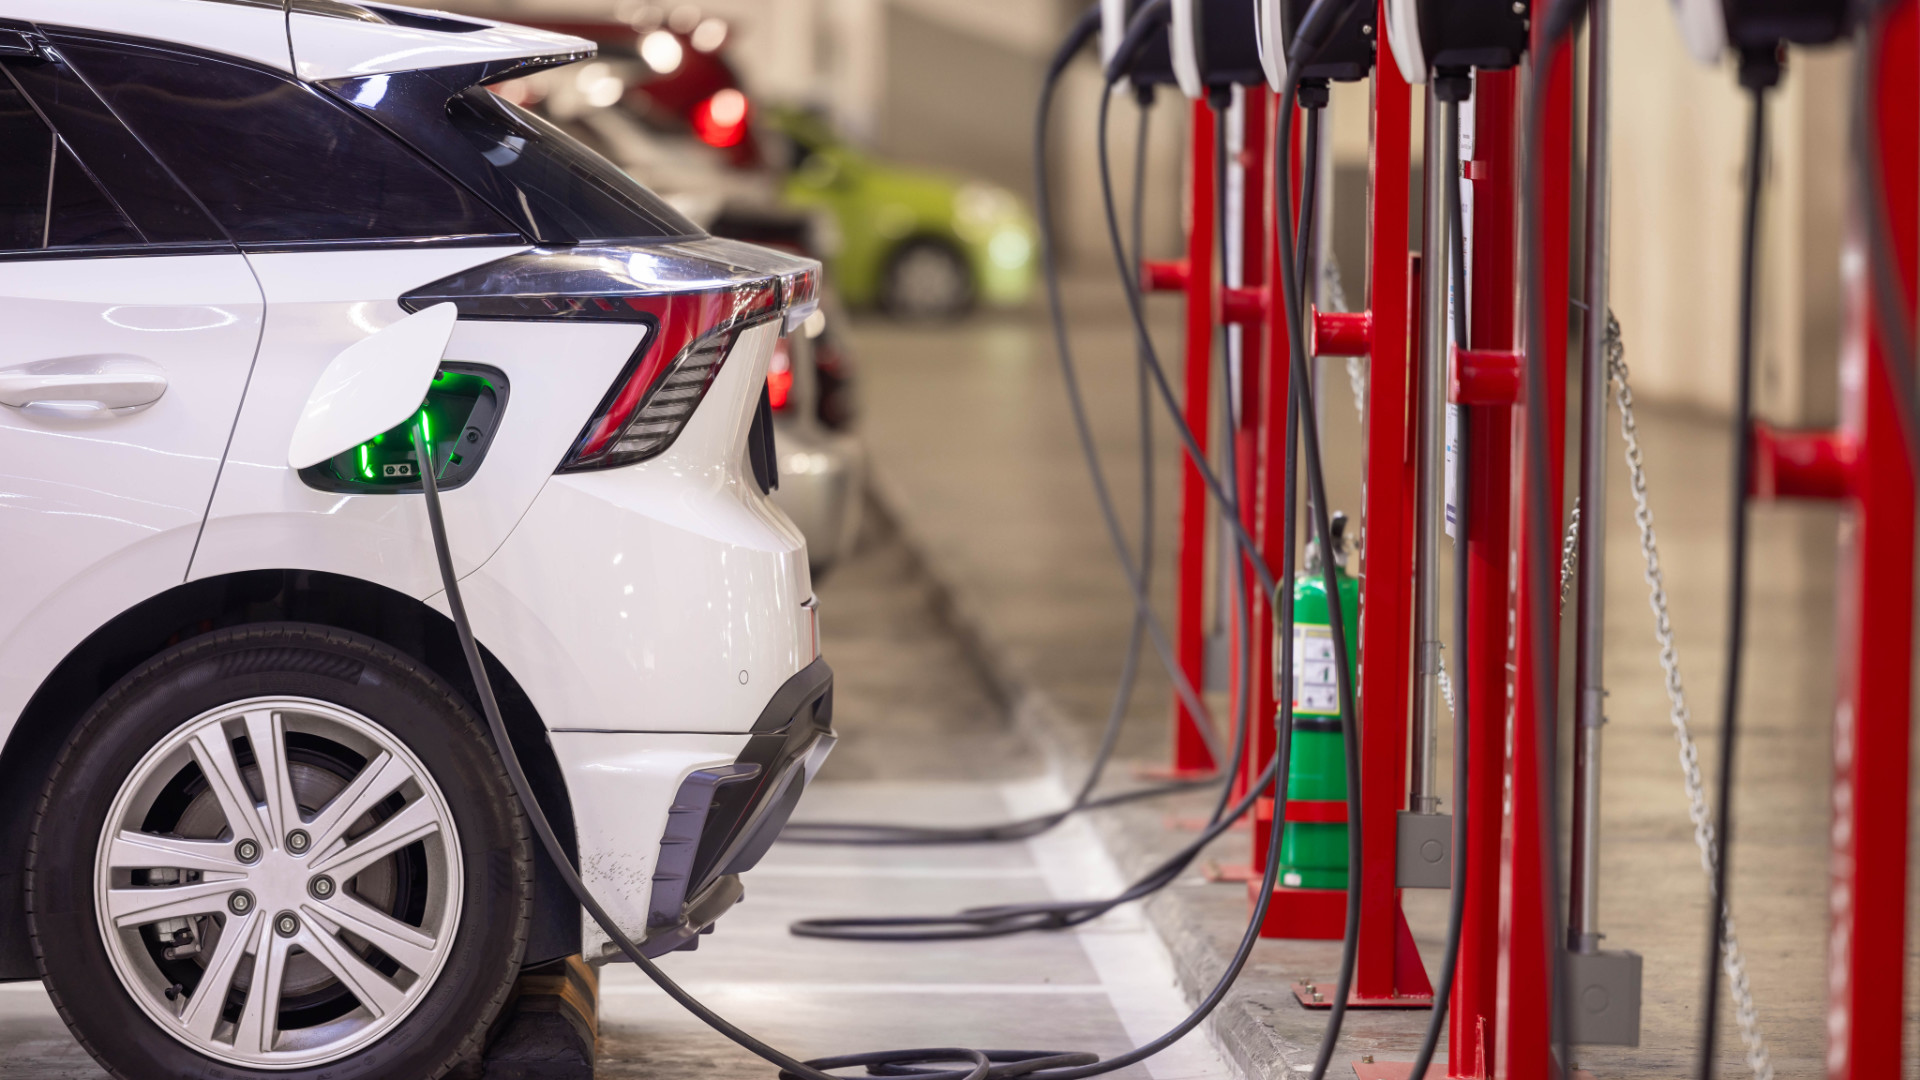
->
880, 238, 975, 319
27, 623, 532, 1080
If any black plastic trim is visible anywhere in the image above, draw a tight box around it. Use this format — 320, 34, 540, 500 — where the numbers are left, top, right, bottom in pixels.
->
0, 241, 233, 262
691, 658, 834, 889
636, 658, 834, 956
646, 763, 759, 933
238, 233, 525, 254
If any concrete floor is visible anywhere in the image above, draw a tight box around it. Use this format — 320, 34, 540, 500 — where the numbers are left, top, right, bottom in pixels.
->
0, 518, 1229, 1080
840, 281, 1916, 1078
0, 277, 1911, 1079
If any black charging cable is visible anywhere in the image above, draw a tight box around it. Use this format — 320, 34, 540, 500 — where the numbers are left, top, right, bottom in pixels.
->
1518, 2, 1589, 1069
780, 70, 1223, 851
1267, 8, 1371, 1075
1698, 52, 1773, 1080
405, 3, 1371, 1074
1406, 70, 1475, 1080
417, 416, 1289, 1078
788, 4, 1316, 944
1853, 13, 1920, 474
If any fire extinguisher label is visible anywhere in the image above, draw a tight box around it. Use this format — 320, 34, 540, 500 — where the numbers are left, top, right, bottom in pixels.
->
1292, 625, 1340, 716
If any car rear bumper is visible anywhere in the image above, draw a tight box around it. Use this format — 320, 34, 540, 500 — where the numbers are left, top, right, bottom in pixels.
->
638, 657, 835, 956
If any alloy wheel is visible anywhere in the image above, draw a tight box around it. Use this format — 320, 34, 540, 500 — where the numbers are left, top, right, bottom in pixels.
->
92, 696, 462, 1068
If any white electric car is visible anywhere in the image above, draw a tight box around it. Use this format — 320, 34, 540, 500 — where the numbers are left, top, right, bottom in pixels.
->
0, 3, 832, 1077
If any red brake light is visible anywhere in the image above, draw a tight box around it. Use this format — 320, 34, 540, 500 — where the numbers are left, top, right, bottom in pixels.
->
564, 280, 778, 469
692, 88, 749, 149
767, 338, 794, 411
397, 240, 822, 472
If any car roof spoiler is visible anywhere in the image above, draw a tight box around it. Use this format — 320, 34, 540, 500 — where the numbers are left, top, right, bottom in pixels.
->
289, 0, 594, 85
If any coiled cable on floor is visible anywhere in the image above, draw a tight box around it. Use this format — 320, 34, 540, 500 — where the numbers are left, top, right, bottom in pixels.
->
420, 394, 1281, 1080
789, 2, 1319, 943
410, 5, 1363, 1078
779, 81, 1210, 850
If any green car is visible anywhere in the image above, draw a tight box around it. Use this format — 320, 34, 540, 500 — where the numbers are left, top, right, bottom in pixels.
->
768, 107, 1036, 318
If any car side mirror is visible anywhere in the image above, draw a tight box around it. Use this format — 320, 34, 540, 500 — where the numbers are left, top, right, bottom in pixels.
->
287, 303, 457, 470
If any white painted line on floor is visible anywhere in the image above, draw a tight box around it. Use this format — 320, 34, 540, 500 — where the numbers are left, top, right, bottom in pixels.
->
745, 865, 1044, 879
1001, 776, 1235, 1080
0, 983, 43, 994
599, 980, 1110, 997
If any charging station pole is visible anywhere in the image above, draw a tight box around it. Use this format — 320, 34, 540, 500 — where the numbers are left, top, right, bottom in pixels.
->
1228, 86, 1276, 814
1739, 7, 1919, 1073
1148, 96, 1223, 781
1820, 12, 1917, 1065
1271, 0, 1433, 1010
1496, 20, 1577, 1078
1447, 64, 1520, 1080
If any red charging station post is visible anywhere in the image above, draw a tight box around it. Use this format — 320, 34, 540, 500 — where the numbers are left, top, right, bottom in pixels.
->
1358, 69, 1522, 1080
1142, 96, 1222, 781
1227, 85, 1273, 815
1826, 12, 1919, 1074
1248, 0, 1432, 1012
1494, 23, 1576, 1079
1450, 67, 1521, 1080
1741, 6, 1918, 1074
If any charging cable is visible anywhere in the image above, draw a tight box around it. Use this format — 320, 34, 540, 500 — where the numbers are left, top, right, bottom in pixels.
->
781, 66, 1221, 851
1405, 71, 1473, 1080
1698, 53, 1771, 1080
1854, 13, 1920, 473
788, 2, 1287, 942
1518, 2, 1590, 1066
406, 5, 1370, 1075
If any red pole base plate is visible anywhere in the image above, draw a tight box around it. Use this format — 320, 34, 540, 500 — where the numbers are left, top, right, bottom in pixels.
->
1288, 904, 1434, 1006
1292, 981, 1433, 1009
1204, 861, 1258, 883
1169, 816, 1252, 834
1352, 1063, 1593, 1080
1132, 764, 1221, 783
1250, 882, 1347, 940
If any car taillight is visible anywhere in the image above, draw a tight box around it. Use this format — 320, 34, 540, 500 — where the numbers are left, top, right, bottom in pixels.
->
562, 281, 779, 469
691, 88, 749, 149
767, 338, 794, 411
399, 241, 821, 472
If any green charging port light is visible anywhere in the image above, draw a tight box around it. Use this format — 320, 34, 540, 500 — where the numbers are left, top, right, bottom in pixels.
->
299, 365, 509, 495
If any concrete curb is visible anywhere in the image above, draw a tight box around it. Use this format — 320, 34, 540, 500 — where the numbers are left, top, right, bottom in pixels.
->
859, 476, 1307, 1080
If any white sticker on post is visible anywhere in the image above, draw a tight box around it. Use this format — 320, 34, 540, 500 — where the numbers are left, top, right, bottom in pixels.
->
1292, 625, 1339, 717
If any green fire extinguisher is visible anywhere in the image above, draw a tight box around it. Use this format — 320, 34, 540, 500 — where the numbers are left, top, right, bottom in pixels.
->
1278, 511, 1360, 890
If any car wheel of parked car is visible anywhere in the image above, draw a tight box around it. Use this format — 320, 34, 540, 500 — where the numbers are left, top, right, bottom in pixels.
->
881, 239, 975, 319
27, 624, 531, 1080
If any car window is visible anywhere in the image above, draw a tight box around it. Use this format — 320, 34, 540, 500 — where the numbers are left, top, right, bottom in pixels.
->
6, 55, 225, 246
445, 87, 702, 243
54, 35, 517, 245
0, 73, 142, 253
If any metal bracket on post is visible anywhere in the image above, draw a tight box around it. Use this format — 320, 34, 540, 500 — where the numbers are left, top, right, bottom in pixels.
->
1395, 810, 1451, 889
1565, 948, 1643, 1047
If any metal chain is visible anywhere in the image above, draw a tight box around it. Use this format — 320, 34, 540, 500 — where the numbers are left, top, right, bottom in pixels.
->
1560, 500, 1581, 607
1435, 507, 1578, 722
1322, 256, 1367, 425
1423, 316, 1772, 1080
1607, 312, 1773, 1080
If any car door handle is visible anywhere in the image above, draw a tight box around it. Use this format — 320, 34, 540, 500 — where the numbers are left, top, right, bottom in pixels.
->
0, 356, 168, 419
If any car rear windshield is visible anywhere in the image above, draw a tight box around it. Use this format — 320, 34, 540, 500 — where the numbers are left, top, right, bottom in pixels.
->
446, 87, 702, 244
